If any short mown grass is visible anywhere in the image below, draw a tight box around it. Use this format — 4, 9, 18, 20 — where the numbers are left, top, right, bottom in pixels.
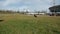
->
0, 14, 60, 34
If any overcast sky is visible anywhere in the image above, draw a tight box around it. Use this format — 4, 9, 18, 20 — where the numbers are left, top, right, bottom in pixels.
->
0, 0, 60, 12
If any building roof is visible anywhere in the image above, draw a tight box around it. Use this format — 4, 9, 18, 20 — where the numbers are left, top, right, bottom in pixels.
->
49, 5, 60, 12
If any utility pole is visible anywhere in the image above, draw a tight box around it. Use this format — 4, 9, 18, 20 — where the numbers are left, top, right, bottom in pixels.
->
53, 0, 55, 6
53, 0, 56, 16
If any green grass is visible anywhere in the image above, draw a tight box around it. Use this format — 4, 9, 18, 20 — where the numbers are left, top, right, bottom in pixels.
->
0, 14, 60, 34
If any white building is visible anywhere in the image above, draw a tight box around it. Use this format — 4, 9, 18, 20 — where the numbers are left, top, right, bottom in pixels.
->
26, 13, 45, 15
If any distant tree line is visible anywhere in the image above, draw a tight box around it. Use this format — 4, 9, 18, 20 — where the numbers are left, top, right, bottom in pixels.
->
0, 10, 29, 14
0, 10, 47, 15
0, 10, 15, 14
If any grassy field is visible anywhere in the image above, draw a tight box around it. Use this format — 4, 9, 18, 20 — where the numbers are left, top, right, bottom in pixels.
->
0, 14, 60, 34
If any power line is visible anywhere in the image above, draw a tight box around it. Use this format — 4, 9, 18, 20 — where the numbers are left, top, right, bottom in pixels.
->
53, 0, 55, 6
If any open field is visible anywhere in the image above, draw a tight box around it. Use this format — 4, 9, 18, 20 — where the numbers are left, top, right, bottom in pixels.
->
0, 14, 60, 34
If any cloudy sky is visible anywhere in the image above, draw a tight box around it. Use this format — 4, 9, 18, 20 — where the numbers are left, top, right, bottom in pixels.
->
0, 0, 60, 12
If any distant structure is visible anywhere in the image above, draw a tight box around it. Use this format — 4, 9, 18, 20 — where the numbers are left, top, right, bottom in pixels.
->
49, 5, 60, 12
26, 12, 45, 15
49, 0, 60, 16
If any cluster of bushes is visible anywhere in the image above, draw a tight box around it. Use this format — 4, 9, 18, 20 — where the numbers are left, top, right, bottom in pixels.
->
0, 10, 16, 14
